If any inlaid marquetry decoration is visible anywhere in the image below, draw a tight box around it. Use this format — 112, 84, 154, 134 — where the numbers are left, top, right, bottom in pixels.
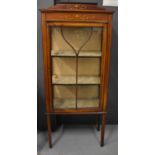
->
68, 4, 87, 10
63, 13, 96, 20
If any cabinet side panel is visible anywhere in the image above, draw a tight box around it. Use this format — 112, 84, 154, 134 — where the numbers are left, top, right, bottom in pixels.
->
103, 16, 113, 112
99, 24, 107, 111
41, 13, 51, 113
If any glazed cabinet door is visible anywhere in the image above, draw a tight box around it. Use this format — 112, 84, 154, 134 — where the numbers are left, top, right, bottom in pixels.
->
48, 24, 107, 111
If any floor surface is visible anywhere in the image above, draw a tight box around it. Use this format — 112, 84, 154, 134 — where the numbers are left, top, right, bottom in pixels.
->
37, 125, 118, 155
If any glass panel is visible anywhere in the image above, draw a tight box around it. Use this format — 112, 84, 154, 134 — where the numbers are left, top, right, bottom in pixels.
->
53, 85, 76, 109
77, 85, 99, 108
52, 57, 76, 84
51, 27, 102, 57
78, 57, 100, 84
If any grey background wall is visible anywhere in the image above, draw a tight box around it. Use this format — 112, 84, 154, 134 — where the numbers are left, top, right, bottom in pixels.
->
37, 0, 118, 130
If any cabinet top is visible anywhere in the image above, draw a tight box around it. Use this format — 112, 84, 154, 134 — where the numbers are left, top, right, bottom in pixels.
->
40, 3, 114, 14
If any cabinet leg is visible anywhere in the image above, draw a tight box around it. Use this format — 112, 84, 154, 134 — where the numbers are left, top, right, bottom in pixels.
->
47, 115, 52, 148
97, 115, 100, 131
100, 113, 106, 147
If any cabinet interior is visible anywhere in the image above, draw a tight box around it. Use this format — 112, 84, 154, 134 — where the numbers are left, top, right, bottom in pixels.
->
51, 26, 102, 109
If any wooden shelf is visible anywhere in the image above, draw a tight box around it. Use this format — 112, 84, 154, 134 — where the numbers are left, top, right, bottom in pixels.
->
52, 75, 100, 84
54, 98, 99, 109
51, 50, 102, 57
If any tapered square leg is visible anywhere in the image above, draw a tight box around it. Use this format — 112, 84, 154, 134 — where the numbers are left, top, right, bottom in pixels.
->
97, 115, 100, 131
100, 113, 106, 147
47, 115, 52, 148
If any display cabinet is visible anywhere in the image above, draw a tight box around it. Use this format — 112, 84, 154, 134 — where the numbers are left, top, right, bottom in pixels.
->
40, 3, 114, 148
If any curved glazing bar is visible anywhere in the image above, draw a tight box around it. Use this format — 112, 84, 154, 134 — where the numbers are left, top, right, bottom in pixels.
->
60, 27, 93, 109
60, 27, 93, 55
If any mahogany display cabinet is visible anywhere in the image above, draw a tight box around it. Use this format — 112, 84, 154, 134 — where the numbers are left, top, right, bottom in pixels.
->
40, 3, 114, 148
